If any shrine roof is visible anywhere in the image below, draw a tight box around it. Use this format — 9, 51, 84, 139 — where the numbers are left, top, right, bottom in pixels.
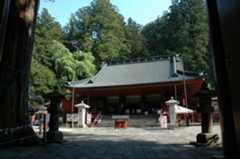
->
68, 56, 202, 88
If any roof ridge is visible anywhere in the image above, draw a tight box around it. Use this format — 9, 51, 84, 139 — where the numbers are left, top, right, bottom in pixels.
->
107, 57, 170, 66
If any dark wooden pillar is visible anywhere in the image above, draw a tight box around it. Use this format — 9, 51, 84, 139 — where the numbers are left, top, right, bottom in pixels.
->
119, 96, 126, 114
141, 95, 147, 113
87, 96, 90, 106
207, 0, 240, 158
174, 85, 177, 100
0, 0, 11, 62
102, 97, 107, 114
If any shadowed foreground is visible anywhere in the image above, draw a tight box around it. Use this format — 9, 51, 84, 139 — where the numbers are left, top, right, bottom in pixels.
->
0, 126, 223, 159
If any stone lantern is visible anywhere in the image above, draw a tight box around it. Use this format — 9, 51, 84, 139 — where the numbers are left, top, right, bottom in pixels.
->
196, 82, 219, 145
75, 101, 90, 128
45, 90, 64, 143
165, 97, 179, 129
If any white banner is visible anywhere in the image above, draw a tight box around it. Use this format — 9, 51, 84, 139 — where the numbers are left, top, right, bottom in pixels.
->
159, 115, 168, 128
66, 113, 79, 122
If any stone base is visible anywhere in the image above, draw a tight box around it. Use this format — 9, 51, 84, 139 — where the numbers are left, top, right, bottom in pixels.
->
168, 124, 176, 129
0, 127, 42, 148
211, 155, 224, 159
46, 131, 63, 143
77, 124, 88, 128
196, 133, 219, 145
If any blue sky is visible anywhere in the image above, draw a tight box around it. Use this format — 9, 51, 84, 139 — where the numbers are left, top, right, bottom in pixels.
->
39, 0, 171, 27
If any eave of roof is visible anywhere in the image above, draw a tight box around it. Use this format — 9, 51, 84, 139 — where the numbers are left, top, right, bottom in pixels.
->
69, 75, 201, 89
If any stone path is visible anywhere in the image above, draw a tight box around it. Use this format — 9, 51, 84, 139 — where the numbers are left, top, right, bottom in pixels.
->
0, 125, 223, 159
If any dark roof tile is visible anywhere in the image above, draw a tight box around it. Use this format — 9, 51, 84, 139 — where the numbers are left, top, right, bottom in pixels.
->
69, 58, 200, 88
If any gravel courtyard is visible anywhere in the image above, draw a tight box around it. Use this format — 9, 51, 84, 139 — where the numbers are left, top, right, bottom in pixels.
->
0, 125, 223, 159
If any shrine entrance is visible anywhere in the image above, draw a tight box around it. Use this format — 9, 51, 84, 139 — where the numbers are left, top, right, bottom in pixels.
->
1, 0, 240, 158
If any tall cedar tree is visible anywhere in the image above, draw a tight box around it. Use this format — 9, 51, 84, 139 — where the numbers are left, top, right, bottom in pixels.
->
64, 0, 129, 66
125, 18, 148, 59
142, 0, 209, 72
0, 0, 40, 132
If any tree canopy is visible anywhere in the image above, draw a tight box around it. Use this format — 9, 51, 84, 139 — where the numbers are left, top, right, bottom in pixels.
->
32, 0, 212, 104
142, 0, 209, 72
124, 18, 147, 59
32, 8, 96, 104
64, 0, 129, 65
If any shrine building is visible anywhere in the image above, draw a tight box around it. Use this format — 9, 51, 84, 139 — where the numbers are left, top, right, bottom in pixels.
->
63, 55, 203, 115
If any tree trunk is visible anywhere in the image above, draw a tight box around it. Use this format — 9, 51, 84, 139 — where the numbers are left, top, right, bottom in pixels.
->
0, 0, 39, 137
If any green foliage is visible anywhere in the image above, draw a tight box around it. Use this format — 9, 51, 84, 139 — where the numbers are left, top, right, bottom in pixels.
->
48, 40, 96, 81
74, 51, 97, 78
125, 18, 148, 59
142, 0, 209, 72
36, 8, 63, 41
63, 7, 93, 52
54, 44, 77, 81
31, 8, 96, 102
33, 8, 64, 68
30, 58, 57, 96
64, 0, 129, 65
31, 9, 63, 102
